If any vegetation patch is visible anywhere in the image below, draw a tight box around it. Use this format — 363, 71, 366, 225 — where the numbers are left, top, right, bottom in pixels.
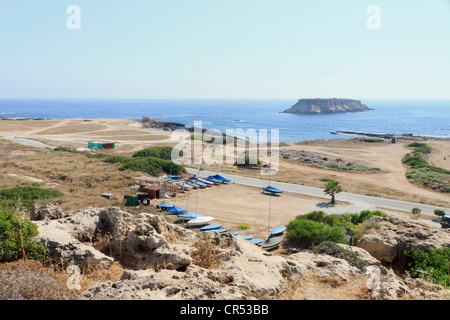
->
286, 210, 388, 249
132, 146, 179, 160
406, 247, 450, 288
312, 241, 369, 270
235, 153, 261, 167
0, 260, 78, 300
403, 143, 450, 192
0, 187, 64, 210
358, 138, 385, 143
0, 210, 48, 262
119, 157, 185, 177
326, 163, 380, 172
54, 146, 186, 177
191, 234, 220, 269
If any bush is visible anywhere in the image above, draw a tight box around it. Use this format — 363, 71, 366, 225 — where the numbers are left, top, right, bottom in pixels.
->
349, 210, 387, 225
0, 187, 63, 201
434, 210, 446, 218
406, 247, 450, 288
442, 185, 450, 193
408, 142, 432, 154
132, 146, 179, 160
412, 208, 422, 215
0, 187, 64, 210
239, 223, 249, 230
402, 153, 429, 169
0, 210, 47, 262
359, 138, 384, 143
312, 241, 369, 269
103, 155, 133, 164
0, 260, 78, 300
285, 219, 348, 249
191, 234, 219, 269
235, 153, 261, 167
119, 157, 185, 177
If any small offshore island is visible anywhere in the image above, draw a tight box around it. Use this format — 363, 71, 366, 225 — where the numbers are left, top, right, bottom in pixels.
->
282, 98, 373, 114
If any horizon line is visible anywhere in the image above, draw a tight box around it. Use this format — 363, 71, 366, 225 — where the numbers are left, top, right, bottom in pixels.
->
1, 97, 450, 101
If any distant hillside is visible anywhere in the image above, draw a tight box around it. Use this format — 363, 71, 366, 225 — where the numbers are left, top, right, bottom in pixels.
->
282, 98, 373, 114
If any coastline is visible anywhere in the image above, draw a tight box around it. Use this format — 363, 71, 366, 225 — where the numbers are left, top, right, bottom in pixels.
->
2, 115, 449, 144
0, 116, 449, 216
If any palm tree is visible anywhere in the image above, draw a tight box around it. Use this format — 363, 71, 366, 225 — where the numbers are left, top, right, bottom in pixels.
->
324, 180, 342, 204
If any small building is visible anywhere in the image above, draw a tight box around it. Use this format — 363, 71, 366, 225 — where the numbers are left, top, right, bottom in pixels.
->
88, 142, 116, 149
138, 185, 166, 200
390, 136, 400, 144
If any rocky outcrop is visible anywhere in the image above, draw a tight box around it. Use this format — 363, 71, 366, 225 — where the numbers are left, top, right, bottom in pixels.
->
140, 117, 186, 131
282, 98, 372, 114
357, 216, 450, 264
33, 206, 450, 300
31, 203, 67, 221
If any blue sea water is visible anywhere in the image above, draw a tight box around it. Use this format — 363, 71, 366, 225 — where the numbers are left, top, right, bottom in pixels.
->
0, 99, 449, 142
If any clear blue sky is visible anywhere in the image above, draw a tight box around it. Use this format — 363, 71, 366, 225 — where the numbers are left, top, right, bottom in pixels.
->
0, 0, 449, 99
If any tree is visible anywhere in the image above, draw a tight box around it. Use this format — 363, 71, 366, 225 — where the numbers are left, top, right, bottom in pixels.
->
323, 180, 342, 204
0, 210, 47, 262
434, 209, 446, 218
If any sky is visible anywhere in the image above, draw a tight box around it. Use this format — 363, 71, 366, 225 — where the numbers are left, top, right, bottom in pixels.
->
0, 0, 449, 99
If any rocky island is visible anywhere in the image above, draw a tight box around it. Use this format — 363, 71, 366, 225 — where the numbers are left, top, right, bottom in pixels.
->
282, 98, 372, 114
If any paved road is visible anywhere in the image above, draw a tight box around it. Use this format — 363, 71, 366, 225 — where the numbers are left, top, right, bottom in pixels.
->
187, 168, 449, 217
3, 137, 56, 150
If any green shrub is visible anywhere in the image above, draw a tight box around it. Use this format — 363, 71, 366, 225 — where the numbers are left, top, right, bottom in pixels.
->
0, 187, 64, 210
0, 187, 63, 201
349, 210, 387, 225
239, 223, 250, 230
119, 157, 185, 177
402, 152, 429, 169
442, 185, 450, 193
412, 208, 422, 215
408, 142, 432, 154
285, 219, 348, 249
434, 210, 446, 218
406, 247, 450, 288
235, 153, 261, 167
312, 241, 369, 269
0, 210, 47, 262
359, 138, 384, 143
296, 210, 386, 228
132, 146, 180, 160
103, 155, 133, 164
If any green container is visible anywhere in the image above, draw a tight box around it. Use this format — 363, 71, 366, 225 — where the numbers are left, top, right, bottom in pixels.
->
125, 195, 139, 206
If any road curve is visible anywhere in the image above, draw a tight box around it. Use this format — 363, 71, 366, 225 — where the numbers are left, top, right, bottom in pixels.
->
186, 168, 448, 217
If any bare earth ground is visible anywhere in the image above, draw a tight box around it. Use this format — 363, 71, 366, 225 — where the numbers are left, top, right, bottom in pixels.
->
0, 118, 449, 233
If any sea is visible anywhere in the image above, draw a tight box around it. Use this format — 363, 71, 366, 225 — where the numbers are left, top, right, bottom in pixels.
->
0, 99, 449, 143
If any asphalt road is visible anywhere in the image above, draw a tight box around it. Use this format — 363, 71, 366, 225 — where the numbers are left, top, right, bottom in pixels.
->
3, 137, 56, 150
187, 168, 449, 217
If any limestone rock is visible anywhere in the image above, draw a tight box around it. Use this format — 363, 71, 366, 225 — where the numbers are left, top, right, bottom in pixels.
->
30, 203, 66, 221
357, 216, 450, 264
282, 98, 372, 114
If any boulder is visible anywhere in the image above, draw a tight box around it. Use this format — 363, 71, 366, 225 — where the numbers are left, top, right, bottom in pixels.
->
30, 203, 67, 221
35, 223, 114, 270
357, 216, 450, 264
